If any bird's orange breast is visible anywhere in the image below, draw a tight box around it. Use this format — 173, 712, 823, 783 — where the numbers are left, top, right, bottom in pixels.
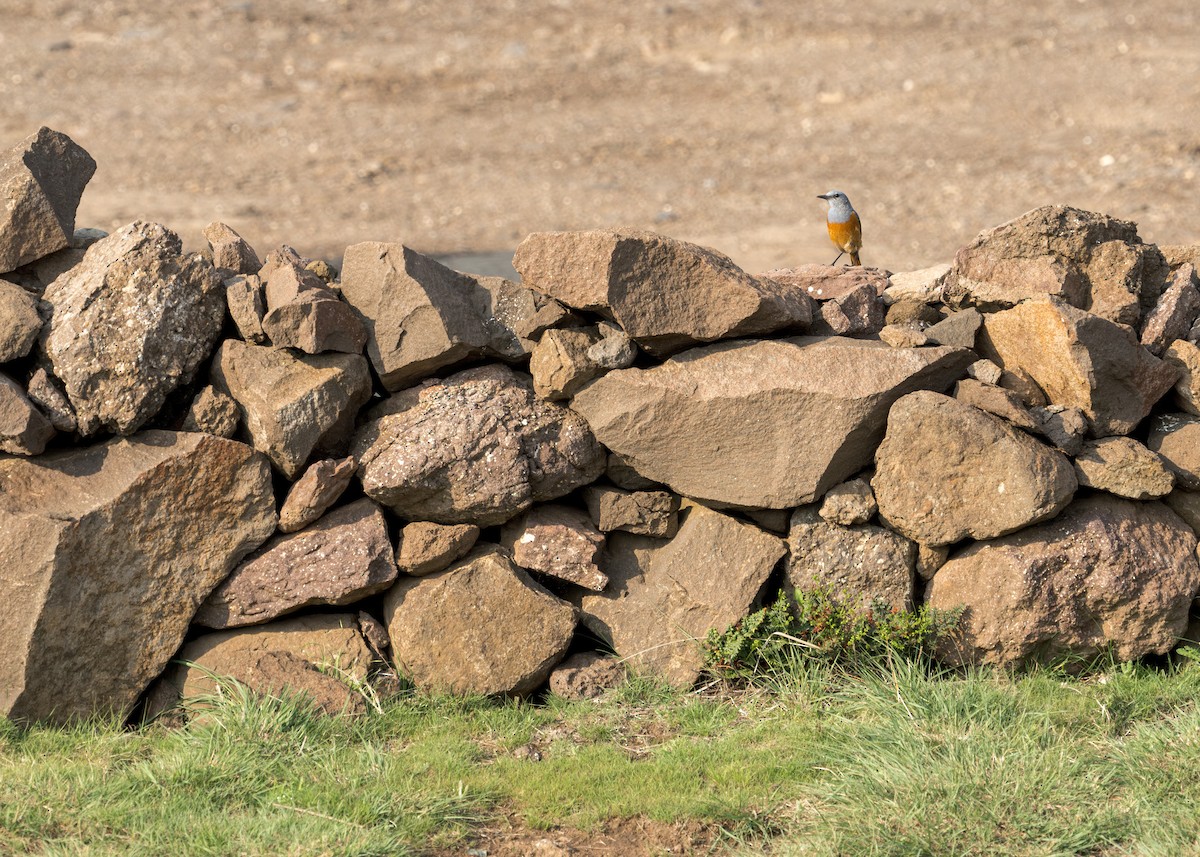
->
827, 212, 862, 252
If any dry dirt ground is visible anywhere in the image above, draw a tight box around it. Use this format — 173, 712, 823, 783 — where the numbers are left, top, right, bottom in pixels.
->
1, 1, 1198, 278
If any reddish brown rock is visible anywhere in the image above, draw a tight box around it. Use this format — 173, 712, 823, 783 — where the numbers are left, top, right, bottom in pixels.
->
873, 391, 1077, 545
548, 652, 627, 700
574, 502, 785, 688
195, 499, 397, 629
818, 477, 877, 526
760, 264, 888, 302
39, 221, 226, 436
203, 221, 262, 275
149, 614, 371, 717
0, 128, 96, 273
211, 340, 372, 478
260, 246, 326, 310
278, 456, 357, 533
571, 337, 973, 509
1147, 414, 1200, 491
1031, 404, 1089, 456
353, 365, 605, 525
530, 323, 636, 401
928, 496, 1200, 668
979, 297, 1177, 436
0, 431, 276, 724
384, 547, 577, 696
514, 230, 813, 356
944, 205, 1155, 325
1140, 264, 1200, 356
396, 521, 481, 576
502, 505, 608, 591
224, 273, 268, 344
181, 385, 239, 437
0, 278, 41, 362
809, 283, 886, 337
0, 372, 54, 455
1073, 436, 1174, 500
1163, 339, 1200, 416
953, 378, 1039, 431
583, 485, 680, 538
786, 506, 915, 612
262, 289, 369, 355
1164, 489, 1200, 537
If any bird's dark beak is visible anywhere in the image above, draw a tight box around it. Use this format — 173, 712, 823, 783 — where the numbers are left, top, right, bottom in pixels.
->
816, 193, 829, 200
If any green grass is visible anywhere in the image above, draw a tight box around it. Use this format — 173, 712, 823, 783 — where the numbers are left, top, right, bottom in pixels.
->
2, 658, 1200, 856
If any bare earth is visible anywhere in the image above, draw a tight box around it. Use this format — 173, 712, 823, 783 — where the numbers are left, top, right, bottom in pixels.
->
1, 1, 1197, 277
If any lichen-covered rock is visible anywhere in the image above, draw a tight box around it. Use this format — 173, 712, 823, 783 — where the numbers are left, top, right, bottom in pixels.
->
928, 496, 1200, 668
39, 221, 226, 436
1073, 436, 1174, 500
817, 477, 877, 526
353, 365, 605, 525
181, 385, 239, 437
501, 505, 608, 591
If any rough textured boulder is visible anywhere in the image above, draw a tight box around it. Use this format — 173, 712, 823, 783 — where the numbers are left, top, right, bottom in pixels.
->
0, 279, 41, 362
548, 652, 627, 700
873, 391, 1077, 545
1140, 264, 1200, 356
928, 496, 1200, 668
786, 506, 915, 612
278, 456, 357, 533
0, 127, 96, 273
1032, 404, 1089, 456
384, 547, 576, 696
583, 485, 680, 537
943, 205, 1156, 324
395, 521, 481, 576
0, 373, 54, 455
149, 614, 371, 717
818, 477, 877, 526
195, 499, 397, 629
574, 503, 785, 687
202, 221, 261, 275
1147, 414, 1200, 491
571, 336, 973, 508
530, 323, 636, 400
513, 230, 812, 356
0, 431, 275, 724
181, 385, 239, 437
354, 365, 605, 525
1073, 437, 1174, 500
978, 297, 1177, 436
501, 505, 608, 591
211, 340, 372, 478
39, 221, 226, 436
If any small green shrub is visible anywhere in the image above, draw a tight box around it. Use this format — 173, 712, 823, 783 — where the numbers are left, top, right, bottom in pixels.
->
704, 585, 961, 679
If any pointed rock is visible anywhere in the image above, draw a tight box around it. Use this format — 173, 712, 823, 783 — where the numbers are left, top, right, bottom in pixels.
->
0, 278, 41, 362
278, 456, 357, 534
0, 372, 54, 454
0, 431, 276, 724
1140, 263, 1200, 356
202, 222, 262, 275
571, 337, 973, 509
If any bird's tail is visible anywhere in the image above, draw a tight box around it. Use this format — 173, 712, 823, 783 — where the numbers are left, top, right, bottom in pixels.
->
849, 251, 861, 266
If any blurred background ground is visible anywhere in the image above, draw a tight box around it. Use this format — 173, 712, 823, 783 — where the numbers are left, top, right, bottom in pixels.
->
0, 0, 1197, 277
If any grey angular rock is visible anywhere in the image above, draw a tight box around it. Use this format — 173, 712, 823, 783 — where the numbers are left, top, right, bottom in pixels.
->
583, 485, 680, 538
514, 230, 813, 356
0, 127, 96, 273
181, 385, 239, 437
501, 505, 608, 591
211, 340, 372, 479
925, 308, 982, 349
195, 499, 397, 629
966, 358, 1004, 386
944, 205, 1155, 325
928, 496, 1200, 668
384, 547, 577, 696
396, 521, 481, 576
979, 297, 1177, 436
0, 372, 54, 454
0, 430, 276, 724
873, 391, 1077, 545
203, 222, 262, 275
574, 502, 785, 688
1147, 414, 1200, 491
786, 506, 916, 612
818, 477, 877, 526
0, 278, 41, 362
39, 221, 226, 436
1140, 264, 1200, 356
1073, 436, 1174, 500
278, 456, 357, 534
571, 336, 973, 509
353, 365, 605, 525
148, 614, 371, 718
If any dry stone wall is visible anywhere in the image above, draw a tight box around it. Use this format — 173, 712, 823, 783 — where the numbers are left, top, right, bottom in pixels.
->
2, 128, 1200, 724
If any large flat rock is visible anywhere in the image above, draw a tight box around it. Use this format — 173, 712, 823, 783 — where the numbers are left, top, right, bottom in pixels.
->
570, 336, 973, 508
0, 431, 276, 724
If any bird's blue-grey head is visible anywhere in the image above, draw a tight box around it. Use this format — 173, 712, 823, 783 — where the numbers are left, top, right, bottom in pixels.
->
818, 190, 855, 223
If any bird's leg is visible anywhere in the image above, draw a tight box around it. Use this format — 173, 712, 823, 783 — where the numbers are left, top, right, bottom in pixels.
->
830, 251, 845, 265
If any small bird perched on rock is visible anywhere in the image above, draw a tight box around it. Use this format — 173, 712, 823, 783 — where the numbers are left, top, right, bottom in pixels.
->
818, 190, 862, 266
